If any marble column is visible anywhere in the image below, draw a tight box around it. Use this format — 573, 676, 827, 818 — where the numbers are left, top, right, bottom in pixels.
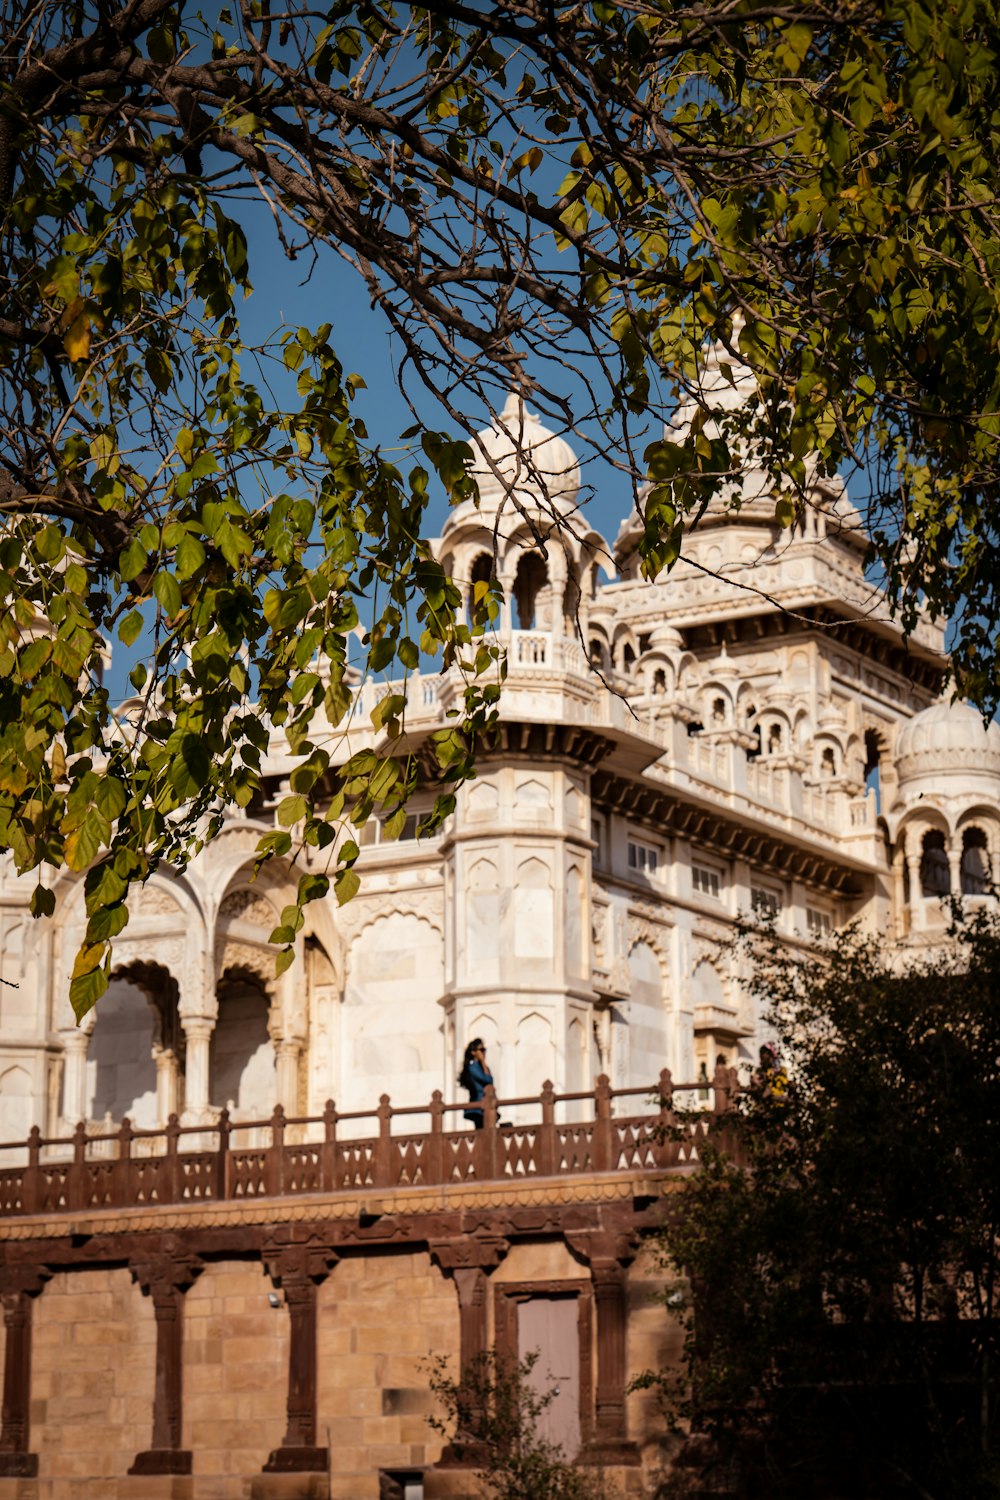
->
275, 1040, 303, 1115
905, 852, 923, 932
892, 844, 908, 939
180, 1017, 214, 1121
152, 1045, 180, 1126
61, 1029, 90, 1126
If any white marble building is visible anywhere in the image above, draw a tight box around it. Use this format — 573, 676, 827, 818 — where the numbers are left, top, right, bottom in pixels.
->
1, 360, 998, 1145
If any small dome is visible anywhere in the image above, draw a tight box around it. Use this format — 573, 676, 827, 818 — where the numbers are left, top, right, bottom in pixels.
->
614, 323, 865, 560
896, 700, 1000, 780
468, 393, 581, 507
649, 622, 684, 652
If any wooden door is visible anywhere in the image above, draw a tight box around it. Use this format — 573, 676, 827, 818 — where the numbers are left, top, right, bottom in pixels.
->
517, 1294, 581, 1459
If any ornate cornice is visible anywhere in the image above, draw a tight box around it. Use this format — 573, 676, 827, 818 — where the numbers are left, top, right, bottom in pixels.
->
0, 1172, 683, 1245
591, 768, 866, 895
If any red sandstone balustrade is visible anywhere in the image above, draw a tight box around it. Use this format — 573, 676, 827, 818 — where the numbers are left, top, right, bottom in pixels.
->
0, 1066, 742, 1219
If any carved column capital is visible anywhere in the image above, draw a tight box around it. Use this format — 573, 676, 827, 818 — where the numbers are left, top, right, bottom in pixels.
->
261, 1230, 339, 1294
564, 1228, 637, 1272
130, 1250, 204, 1303
0, 1264, 52, 1304
429, 1234, 509, 1276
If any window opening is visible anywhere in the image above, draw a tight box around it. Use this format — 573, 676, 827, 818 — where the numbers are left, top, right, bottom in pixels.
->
751, 885, 781, 917
627, 838, 659, 875
806, 907, 832, 937
961, 827, 991, 895
692, 864, 721, 899
863, 729, 882, 812
919, 830, 950, 897
513, 553, 548, 629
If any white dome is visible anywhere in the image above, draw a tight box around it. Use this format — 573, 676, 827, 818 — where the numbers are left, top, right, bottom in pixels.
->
467, 393, 581, 507
896, 700, 1000, 781
613, 324, 865, 556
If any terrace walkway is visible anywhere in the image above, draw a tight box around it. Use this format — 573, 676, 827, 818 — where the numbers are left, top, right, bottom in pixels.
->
0, 1069, 738, 1220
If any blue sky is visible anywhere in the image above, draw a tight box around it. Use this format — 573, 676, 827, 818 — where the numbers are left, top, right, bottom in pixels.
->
104, 199, 645, 701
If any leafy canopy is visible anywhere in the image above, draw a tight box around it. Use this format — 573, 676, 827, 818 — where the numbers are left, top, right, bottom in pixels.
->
651, 911, 1000, 1498
3, 0, 1000, 1014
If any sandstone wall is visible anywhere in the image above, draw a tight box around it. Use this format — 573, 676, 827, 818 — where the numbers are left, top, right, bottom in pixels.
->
31, 1267, 155, 1500
4, 1237, 684, 1499
316, 1247, 460, 1500
183, 1258, 289, 1499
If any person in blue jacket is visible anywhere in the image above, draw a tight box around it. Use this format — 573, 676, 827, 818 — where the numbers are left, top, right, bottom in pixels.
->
459, 1037, 494, 1129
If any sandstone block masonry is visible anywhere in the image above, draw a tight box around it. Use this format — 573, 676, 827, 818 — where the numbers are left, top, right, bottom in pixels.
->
0, 1165, 685, 1499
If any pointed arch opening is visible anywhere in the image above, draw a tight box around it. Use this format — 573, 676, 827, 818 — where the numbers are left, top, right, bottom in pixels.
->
920, 829, 950, 897
212, 967, 276, 1118
513, 553, 548, 629
961, 827, 991, 895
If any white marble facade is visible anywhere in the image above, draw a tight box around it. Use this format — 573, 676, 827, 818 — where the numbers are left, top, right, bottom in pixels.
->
1, 377, 999, 1142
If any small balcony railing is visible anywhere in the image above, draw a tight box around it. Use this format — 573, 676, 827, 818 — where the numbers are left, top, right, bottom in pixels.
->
0, 1069, 738, 1220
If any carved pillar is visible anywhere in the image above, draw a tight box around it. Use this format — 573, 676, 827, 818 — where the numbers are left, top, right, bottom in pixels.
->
549, 553, 567, 640
262, 1232, 337, 1474
128, 1252, 203, 1475
906, 850, 923, 931
274, 1039, 303, 1114
429, 1235, 509, 1469
498, 560, 515, 639
566, 1230, 640, 1467
61, 1028, 90, 1125
0, 1265, 51, 1477
947, 841, 963, 900
180, 1017, 213, 1121
153, 1045, 181, 1125
892, 843, 908, 939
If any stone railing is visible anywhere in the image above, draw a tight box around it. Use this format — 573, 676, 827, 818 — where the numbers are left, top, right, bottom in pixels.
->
0, 1071, 736, 1220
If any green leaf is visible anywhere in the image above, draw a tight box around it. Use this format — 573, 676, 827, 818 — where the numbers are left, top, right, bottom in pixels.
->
277, 794, 308, 826
119, 539, 147, 583
175, 534, 206, 579
274, 947, 296, 977
65, 808, 110, 872
70, 960, 108, 1021
335, 867, 361, 905
30, 884, 55, 918
118, 610, 144, 647
153, 570, 182, 617
168, 734, 210, 800
86, 903, 129, 943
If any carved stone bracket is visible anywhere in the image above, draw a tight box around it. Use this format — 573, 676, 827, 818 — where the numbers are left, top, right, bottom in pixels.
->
0, 1263, 52, 1477
128, 1250, 204, 1476
262, 1232, 339, 1475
